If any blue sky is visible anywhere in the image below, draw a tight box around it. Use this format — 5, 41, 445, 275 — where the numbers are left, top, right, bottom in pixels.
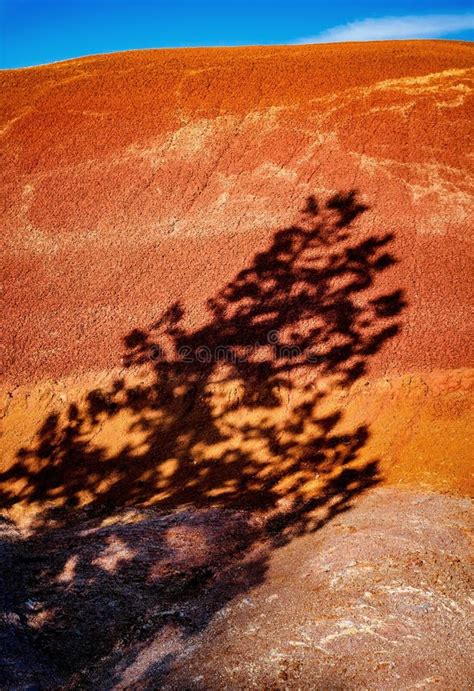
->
1, 0, 473, 69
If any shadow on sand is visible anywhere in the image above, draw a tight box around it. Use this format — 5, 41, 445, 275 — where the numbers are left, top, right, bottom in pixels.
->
0, 190, 406, 687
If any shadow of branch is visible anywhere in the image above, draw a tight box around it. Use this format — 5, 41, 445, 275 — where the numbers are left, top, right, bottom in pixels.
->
0, 190, 406, 685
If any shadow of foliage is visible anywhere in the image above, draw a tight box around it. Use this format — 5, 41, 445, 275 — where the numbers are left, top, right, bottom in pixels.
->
0, 191, 406, 687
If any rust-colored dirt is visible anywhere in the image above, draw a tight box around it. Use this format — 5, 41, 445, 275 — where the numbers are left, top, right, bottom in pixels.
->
0, 41, 473, 688
1, 41, 474, 386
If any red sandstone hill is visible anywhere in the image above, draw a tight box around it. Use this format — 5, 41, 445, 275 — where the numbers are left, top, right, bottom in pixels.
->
0, 41, 473, 689
1, 40, 473, 385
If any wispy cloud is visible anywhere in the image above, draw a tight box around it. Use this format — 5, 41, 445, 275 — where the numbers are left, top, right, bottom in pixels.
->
295, 13, 474, 44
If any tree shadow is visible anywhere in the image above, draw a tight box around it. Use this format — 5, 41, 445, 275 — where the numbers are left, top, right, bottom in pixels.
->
0, 191, 406, 687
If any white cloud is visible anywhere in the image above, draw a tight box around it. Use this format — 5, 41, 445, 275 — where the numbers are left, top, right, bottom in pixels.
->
296, 14, 474, 44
